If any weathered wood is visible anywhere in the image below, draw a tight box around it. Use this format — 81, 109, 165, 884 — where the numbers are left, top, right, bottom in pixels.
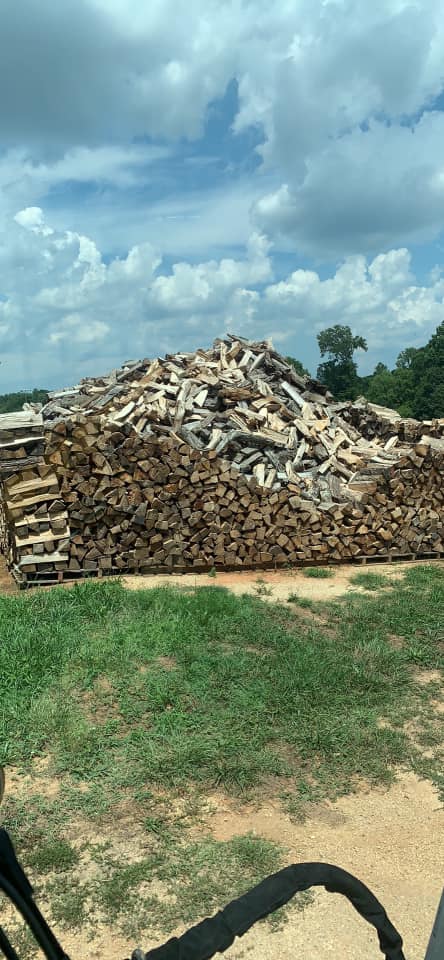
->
0, 411, 43, 430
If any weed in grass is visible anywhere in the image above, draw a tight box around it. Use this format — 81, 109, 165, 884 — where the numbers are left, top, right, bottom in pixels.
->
287, 594, 314, 609
350, 572, 391, 591
45, 877, 90, 928
302, 567, 334, 579
2, 921, 37, 960
254, 578, 273, 596
27, 838, 79, 874
90, 828, 289, 940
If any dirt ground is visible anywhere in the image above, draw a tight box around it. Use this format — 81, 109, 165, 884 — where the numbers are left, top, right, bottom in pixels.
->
1, 558, 443, 959
1, 555, 441, 605
216, 772, 443, 960
4, 770, 443, 960
122, 559, 430, 603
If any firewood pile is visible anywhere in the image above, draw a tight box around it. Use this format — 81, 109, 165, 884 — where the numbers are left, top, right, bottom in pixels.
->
337, 399, 444, 443
0, 335, 443, 585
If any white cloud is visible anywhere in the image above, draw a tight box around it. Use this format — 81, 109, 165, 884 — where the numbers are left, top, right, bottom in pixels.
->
3, 1, 444, 390
1, 209, 444, 391
2, 2, 444, 259
150, 232, 272, 312
49, 314, 110, 345
253, 113, 444, 254
263, 247, 444, 368
0, 144, 171, 228
0, 0, 239, 148
14, 207, 53, 236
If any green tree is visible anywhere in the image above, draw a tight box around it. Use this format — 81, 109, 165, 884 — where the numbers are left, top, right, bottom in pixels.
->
408, 321, 444, 419
316, 324, 368, 400
285, 356, 310, 378
363, 365, 415, 417
359, 321, 444, 418
0, 388, 49, 414
395, 347, 418, 370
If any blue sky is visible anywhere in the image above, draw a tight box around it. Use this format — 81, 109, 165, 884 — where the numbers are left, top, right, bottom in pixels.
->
2, 1, 444, 391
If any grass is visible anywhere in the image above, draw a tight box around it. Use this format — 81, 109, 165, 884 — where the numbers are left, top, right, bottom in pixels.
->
302, 567, 334, 579
287, 593, 315, 609
0, 565, 443, 951
0, 579, 413, 789
349, 572, 391, 591
254, 577, 273, 596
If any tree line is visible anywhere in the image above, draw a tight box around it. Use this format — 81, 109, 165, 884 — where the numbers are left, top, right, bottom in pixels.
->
0, 388, 49, 414
288, 319, 444, 419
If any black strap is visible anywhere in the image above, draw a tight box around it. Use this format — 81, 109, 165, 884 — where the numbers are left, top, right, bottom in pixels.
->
140, 863, 405, 960
0, 829, 70, 960
1, 825, 406, 960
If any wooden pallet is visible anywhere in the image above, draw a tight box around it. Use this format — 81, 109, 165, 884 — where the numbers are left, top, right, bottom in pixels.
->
12, 549, 444, 589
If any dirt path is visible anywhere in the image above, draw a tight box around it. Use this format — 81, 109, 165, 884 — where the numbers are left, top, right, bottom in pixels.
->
10, 772, 442, 960
213, 772, 443, 960
1, 555, 442, 604
123, 559, 442, 603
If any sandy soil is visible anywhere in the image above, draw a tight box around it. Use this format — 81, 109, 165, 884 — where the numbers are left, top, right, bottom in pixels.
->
3, 770, 442, 960
122, 559, 442, 604
213, 772, 444, 960
1, 555, 442, 605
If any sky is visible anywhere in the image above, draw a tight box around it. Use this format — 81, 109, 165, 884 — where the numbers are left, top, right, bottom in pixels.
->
2, 0, 444, 391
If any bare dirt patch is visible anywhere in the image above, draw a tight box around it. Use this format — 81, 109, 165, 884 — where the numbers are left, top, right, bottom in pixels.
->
5, 762, 62, 801
156, 655, 178, 671
0, 556, 18, 594
206, 772, 443, 960
414, 668, 443, 686
123, 559, 443, 604
3, 764, 443, 960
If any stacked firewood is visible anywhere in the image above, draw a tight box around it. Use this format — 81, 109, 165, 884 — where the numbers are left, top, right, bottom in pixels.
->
337, 398, 444, 443
0, 335, 443, 582
1, 463, 70, 574
0, 411, 45, 478
40, 336, 435, 501
33, 418, 442, 576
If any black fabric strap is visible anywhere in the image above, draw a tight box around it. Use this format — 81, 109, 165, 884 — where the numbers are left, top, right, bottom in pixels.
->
0, 830, 70, 960
141, 863, 405, 960
1, 825, 406, 960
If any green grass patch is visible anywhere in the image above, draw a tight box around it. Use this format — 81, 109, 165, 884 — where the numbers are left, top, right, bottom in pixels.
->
26, 837, 79, 874
0, 579, 411, 792
1, 565, 443, 948
287, 594, 315, 609
302, 567, 334, 579
94, 832, 289, 939
349, 572, 391, 591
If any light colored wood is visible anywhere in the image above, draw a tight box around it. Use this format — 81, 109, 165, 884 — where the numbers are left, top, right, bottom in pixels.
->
0, 435, 43, 449
18, 550, 69, 567
0, 411, 43, 430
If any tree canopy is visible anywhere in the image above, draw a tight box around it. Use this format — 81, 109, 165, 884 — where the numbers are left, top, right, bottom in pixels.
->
316, 324, 368, 400
285, 356, 310, 378
0, 389, 48, 414
317, 320, 443, 417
